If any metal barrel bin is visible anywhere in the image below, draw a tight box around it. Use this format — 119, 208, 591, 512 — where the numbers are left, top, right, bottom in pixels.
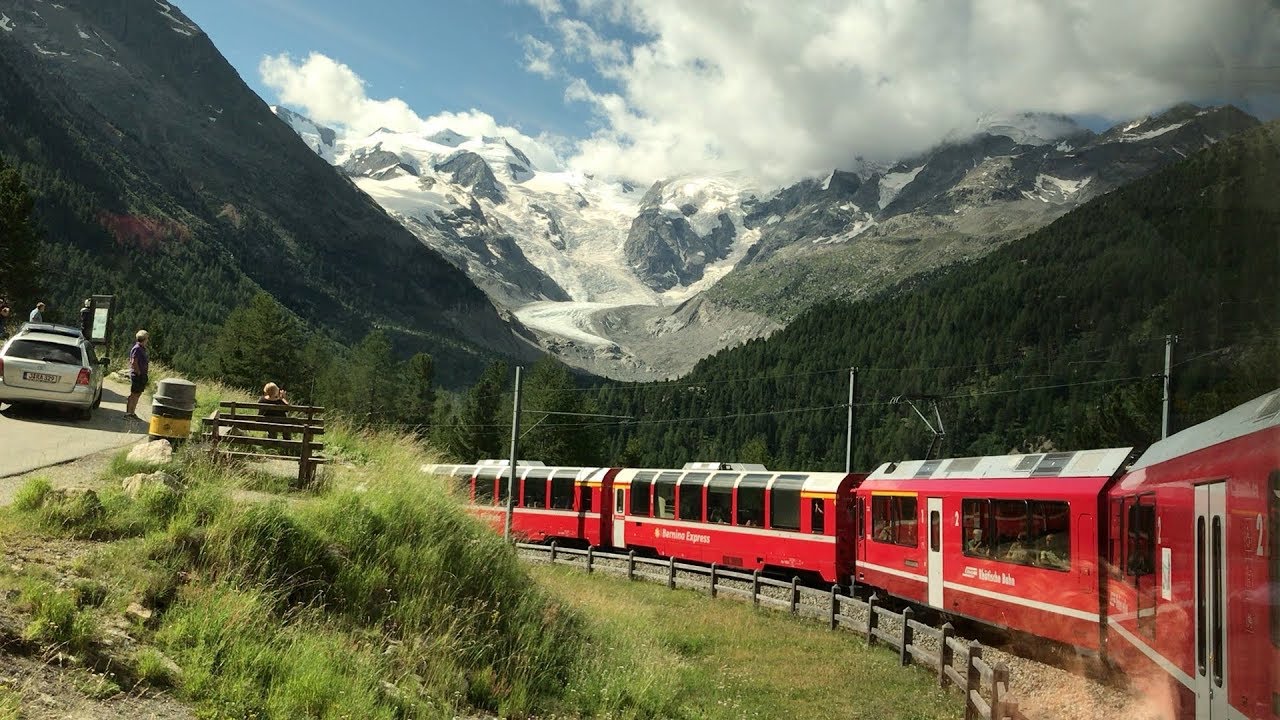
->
149, 378, 197, 443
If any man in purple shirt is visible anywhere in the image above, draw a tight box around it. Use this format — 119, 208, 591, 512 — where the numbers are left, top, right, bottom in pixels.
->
125, 329, 150, 420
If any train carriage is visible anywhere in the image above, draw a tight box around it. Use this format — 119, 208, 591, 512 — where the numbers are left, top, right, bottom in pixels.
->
608, 464, 863, 585
423, 461, 616, 546
855, 447, 1133, 649
1102, 389, 1280, 720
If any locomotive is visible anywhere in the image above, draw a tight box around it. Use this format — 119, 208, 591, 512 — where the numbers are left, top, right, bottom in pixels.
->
425, 388, 1280, 720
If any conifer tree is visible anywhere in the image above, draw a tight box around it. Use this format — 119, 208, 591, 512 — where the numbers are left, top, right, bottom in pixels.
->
210, 292, 305, 393
0, 156, 41, 308
400, 352, 436, 433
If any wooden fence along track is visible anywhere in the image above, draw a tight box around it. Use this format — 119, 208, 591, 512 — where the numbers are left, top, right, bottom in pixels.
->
203, 401, 327, 486
519, 542, 1023, 720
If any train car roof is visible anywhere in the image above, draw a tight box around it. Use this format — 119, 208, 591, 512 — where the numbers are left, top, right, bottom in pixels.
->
612, 467, 854, 494
1128, 387, 1280, 472
865, 447, 1133, 483
421, 463, 605, 481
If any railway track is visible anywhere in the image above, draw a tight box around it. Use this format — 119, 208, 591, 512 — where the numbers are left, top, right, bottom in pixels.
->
517, 546, 1167, 720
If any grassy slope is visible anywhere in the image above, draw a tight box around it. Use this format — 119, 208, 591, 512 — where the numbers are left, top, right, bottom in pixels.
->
530, 564, 961, 720
0, 378, 963, 718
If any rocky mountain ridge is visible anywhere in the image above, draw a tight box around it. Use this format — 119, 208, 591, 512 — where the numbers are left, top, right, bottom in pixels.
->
276, 95, 1258, 380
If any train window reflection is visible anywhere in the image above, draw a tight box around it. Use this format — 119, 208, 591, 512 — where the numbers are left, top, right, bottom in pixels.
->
769, 475, 806, 531
630, 472, 654, 516
679, 473, 707, 522
707, 474, 735, 524
962, 498, 1069, 571
871, 494, 917, 547
550, 474, 575, 510
810, 499, 826, 534
654, 472, 679, 519
737, 474, 768, 527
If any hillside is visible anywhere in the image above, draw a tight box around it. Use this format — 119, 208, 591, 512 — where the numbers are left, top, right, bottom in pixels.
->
0, 0, 520, 386
588, 120, 1280, 470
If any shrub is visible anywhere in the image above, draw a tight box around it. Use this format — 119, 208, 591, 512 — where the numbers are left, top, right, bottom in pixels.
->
12, 476, 52, 511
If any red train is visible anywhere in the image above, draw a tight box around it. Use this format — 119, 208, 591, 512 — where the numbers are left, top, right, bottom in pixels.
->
425, 388, 1280, 719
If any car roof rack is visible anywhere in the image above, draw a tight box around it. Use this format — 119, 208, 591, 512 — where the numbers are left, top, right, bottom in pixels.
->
19, 323, 84, 339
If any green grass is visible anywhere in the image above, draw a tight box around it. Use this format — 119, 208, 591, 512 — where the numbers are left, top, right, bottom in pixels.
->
16, 577, 97, 653
0, 686, 19, 720
529, 564, 963, 720
0, 400, 958, 719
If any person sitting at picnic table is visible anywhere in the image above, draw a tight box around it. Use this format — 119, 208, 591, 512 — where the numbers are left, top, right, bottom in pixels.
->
259, 382, 292, 441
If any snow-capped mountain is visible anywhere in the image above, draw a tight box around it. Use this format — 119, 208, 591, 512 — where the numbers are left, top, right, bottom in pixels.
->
275, 103, 1259, 380
274, 112, 769, 312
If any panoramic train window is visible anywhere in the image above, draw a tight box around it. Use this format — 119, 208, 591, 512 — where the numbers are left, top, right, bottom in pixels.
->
962, 499, 991, 557
474, 476, 494, 505
496, 471, 511, 506
871, 494, 918, 547
1270, 470, 1279, 648
522, 469, 550, 508
707, 473, 735, 524
810, 499, 826, 534
654, 472, 679, 519
678, 473, 708, 522
1028, 500, 1071, 572
579, 482, 593, 513
736, 474, 769, 526
769, 475, 806, 531
549, 473, 575, 510
630, 472, 654, 516
963, 498, 1069, 570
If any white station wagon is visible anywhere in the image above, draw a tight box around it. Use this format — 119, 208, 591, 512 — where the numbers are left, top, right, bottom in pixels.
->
0, 323, 105, 420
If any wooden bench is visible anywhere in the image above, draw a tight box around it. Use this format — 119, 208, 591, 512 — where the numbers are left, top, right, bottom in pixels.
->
202, 401, 326, 485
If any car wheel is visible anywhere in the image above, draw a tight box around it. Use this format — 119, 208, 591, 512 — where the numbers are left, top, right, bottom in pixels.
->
92, 388, 102, 409
78, 406, 93, 421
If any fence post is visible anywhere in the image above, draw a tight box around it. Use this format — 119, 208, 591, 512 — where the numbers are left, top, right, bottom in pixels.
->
790, 576, 800, 615
709, 563, 718, 598
627, 550, 636, 581
867, 593, 878, 646
587, 546, 595, 574
299, 422, 314, 486
752, 569, 760, 607
939, 622, 954, 689
900, 607, 914, 667
993, 662, 1009, 720
668, 556, 676, 589
829, 585, 839, 630
549, 541, 557, 564
965, 642, 982, 720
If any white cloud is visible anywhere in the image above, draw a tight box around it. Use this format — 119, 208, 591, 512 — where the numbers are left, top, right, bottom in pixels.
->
523, 36, 557, 79
260, 52, 566, 171
528, 0, 1280, 186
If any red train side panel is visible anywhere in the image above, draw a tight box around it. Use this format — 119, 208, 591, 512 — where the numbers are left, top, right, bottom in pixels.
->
1103, 389, 1280, 720
423, 462, 616, 546
608, 467, 862, 585
856, 448, 1132, 650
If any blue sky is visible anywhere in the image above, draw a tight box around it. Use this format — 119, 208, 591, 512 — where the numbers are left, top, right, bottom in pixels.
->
177, 0, 624, 139
174, 0, 1279, 186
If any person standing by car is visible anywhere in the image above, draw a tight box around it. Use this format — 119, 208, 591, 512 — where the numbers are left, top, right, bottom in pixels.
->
79, 300, 92, 338
29, 302, 45, 323
0, 302, 11, 342
124, 330, 150, 420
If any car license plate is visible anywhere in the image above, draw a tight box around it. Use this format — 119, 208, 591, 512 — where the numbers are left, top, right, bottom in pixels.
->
23, 371, 60, 383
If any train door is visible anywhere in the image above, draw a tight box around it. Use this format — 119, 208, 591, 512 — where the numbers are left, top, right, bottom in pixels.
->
612, 487, 627, 548
1194, 482, 1228, 719
927, 497, 943, 608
